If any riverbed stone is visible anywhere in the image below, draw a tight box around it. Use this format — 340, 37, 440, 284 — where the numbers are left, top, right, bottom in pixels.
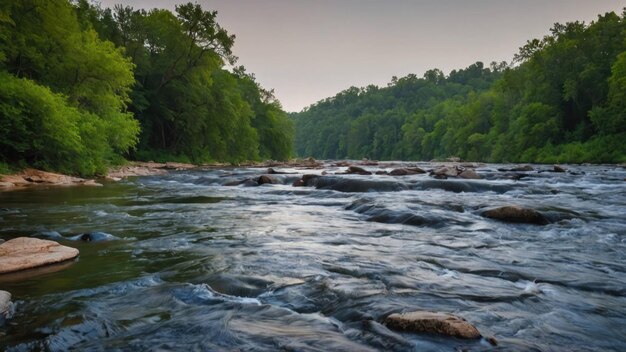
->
553, 165, 567, 172
384, 311, 481, 339
482, 205, 549, 225
0, 237, 79, 274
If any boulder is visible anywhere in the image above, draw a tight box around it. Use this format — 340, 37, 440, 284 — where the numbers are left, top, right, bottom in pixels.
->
384, 311, 481, 339
0, 237, 79, 274
431, 166, 459, 177
389, 167, 426, 176
458, 169, 481, 179
257, 175, 275, 185
375, 170, 389, 175
482, 205, 549, 225
345, 166, 372, 175
553, 165, 567, 172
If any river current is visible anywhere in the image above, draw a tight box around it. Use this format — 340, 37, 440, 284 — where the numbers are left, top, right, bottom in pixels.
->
1, 162, 625, 351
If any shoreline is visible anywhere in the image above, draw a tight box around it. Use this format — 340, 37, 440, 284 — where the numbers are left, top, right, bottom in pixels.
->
1, 159, 625, 190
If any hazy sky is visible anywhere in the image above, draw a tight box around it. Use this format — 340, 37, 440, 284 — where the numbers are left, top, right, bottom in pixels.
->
97, 0, 624, 112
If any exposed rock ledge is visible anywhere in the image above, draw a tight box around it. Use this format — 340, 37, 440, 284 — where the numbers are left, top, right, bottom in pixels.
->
0, 237, 79, 274
0, 162, 199, 189
0, 168, 101, 189
106, 161, 196, 180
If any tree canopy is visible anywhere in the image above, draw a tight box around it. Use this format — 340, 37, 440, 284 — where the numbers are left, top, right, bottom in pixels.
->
0, 0, 293, 176
292, 10, 626, 163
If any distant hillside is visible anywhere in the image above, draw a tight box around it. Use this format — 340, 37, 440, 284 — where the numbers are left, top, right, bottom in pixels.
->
291, 10, 626, 163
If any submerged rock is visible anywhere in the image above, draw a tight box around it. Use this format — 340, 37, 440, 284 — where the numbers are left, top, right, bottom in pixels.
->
553, 165, 567, 172
0, 237, 79, 274
384, 311, 481, 339
75, 232, 118, 242
482, 205, 549, 225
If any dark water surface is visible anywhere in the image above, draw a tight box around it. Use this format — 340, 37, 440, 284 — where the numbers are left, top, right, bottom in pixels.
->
1, 163, 625, 351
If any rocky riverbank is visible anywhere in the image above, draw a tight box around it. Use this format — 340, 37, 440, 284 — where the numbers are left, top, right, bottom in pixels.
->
0, 161, 198, 190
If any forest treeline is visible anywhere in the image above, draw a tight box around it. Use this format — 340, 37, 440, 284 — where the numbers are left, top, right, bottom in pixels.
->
292, 10, 626, 163
0, 0, 293, 176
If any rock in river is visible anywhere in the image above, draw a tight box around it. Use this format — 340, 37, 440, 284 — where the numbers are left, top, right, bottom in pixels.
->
0, 237, 79, 274
431, 166, 460, 177
389, 167, 426, 176
482, 205, 549, 225
384, 311, 481, 339
458, 169, 481, 179
344, 166, 372, 175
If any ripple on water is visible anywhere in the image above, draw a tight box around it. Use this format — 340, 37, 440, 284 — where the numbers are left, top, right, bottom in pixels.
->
1, 163, 625, 351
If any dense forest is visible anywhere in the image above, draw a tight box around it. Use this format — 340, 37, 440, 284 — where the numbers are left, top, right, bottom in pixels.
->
292, 10, 626, 163
0, 0, 293, 176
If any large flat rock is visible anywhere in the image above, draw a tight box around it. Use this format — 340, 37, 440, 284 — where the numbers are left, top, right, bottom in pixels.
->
0, 168, 101, 188
384, 311, 481, 339
0, 237, 79, 274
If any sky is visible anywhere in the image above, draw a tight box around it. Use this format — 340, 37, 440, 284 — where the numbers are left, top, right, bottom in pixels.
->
97, 0, 624, 112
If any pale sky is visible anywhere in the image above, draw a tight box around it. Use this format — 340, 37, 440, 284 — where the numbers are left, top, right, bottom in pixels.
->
97, 0, 624, 112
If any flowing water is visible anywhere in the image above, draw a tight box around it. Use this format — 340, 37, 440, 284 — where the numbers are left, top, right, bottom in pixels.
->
1, 163, 625, 351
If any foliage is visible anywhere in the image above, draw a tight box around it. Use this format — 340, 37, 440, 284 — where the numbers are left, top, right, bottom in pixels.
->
292, 10, 626, 163
0, 0, 139, 176
0, 0, 293, 176
84, 1, 293, 163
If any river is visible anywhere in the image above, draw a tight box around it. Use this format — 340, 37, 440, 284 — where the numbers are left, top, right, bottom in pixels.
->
1, 162, 625, 351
